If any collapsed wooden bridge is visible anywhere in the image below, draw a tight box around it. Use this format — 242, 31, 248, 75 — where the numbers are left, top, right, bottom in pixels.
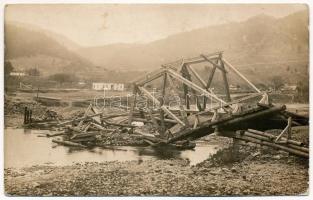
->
126, 52, 309, 157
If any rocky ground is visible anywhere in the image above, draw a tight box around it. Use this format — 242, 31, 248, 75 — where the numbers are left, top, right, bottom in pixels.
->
5, 147, 308, 196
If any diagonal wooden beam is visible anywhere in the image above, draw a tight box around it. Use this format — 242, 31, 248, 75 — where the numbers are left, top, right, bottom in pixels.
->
201, 54, 226, 72
138, 86, 161, 106
275, 117, 292, 143
206, 64, 217, 89
186, 64, 207, 88
161, 105, 185, 126
138, 85, 184, 126
136, 70, 165, 86
167, 69, 226, 104
222, 58, 261, 93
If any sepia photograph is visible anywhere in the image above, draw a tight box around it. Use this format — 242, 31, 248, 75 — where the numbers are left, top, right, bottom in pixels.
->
2, 2, 310, 197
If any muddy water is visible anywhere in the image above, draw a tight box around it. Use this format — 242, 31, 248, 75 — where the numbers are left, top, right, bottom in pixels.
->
4, 128, 220, 168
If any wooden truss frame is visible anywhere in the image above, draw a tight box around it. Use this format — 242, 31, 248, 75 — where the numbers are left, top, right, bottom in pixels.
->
128, 52, 263, 138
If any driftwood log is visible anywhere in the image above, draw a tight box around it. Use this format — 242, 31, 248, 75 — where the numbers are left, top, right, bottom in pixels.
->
52, 139, 86, 148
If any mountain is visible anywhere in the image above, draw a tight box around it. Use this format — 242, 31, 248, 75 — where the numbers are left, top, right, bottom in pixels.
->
5, 10, 308, 85
10, 21, 82, 51
76, 10, 308, 84
4, 23, 93, 77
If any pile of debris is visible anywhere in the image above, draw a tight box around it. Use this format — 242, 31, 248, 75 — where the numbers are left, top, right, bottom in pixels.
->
24, 52, 309, 157
31, 103, 195, 149
37, 104, 136, 148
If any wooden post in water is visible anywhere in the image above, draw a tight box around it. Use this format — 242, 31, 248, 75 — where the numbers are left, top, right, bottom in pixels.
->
24, 107, 27, 124
29, 109, 32, 123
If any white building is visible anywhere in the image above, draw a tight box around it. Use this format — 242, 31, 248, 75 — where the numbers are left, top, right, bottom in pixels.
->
10, 72, 26, 77
92, 83, 124, 91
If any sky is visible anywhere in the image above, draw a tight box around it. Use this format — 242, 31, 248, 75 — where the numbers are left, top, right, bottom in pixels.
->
5, 4, 307, 47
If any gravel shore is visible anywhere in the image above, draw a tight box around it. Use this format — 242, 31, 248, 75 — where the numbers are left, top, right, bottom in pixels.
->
5, 149, 308, 196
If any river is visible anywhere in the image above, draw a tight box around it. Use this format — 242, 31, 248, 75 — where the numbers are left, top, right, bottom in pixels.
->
4, 128, 221, 168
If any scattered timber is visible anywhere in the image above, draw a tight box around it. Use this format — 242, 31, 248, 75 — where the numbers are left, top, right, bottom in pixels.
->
46, 132, 67, 137
52, 139, 87, 148
234, 131, 308, 158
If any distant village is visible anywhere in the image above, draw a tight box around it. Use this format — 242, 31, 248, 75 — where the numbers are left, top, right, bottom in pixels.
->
5, 63, 127, 92
7, 68, 301, 94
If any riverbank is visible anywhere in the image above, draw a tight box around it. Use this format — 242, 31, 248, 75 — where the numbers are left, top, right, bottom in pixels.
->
5, 150, 308, 196
4, 127, 309, 196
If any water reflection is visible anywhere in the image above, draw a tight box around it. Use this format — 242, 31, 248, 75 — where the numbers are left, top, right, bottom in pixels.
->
4, 128, 220, 168
137, 146, 181, 159
23, 128, 31, 134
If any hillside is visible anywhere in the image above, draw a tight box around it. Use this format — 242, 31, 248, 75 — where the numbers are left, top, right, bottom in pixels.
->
76, 10, 308, 84
4, 23, 93, 77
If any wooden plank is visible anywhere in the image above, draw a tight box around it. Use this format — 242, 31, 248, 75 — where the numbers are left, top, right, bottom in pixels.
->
139, 71, 165, 86
58, 112, 104, 126
132, 68, 165, 85
78, 104, 92, 128
161, 105, 185, 126
71, 132, 101, 139
52, 139, 86, 148
275, 117, 292, 143
46, 132, 67, 137
90, 122, 106, 131
234, 134, 308, 158
168, 105, 286, 143
247, 129, 304, 146
91, 106, 102, 124
70, 137, 96, 143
